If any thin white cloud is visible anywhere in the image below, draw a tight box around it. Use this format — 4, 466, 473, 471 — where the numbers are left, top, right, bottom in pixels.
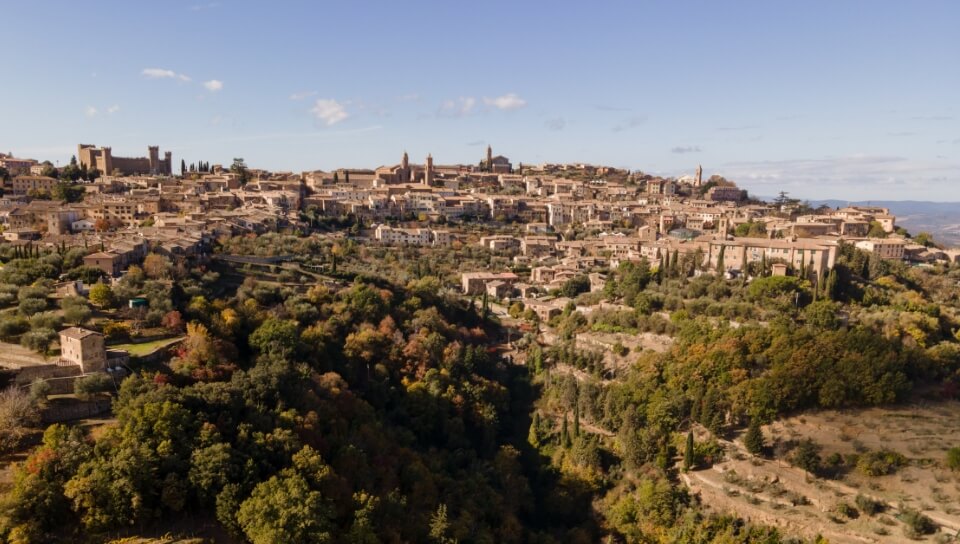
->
671, 145, 702, 154
203, 79, 223, 92
397, 93, 421, 102
106, 104, 120, 114
612, 116, 648, 132
717, 124, 759, 131
311, 98, 349, 126
142, 68, 191, 82
85, 106, 98, 118
438, 97, 476, 117
719, 154, 960, 199
484, 93, 527, 111
544, 118, 566, 131
290, 91, 318, 101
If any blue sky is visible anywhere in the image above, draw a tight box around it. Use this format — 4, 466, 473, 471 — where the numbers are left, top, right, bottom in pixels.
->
1, 1, 958, 200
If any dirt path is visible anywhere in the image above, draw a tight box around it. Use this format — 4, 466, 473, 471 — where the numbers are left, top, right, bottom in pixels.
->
682, 406, 960, 543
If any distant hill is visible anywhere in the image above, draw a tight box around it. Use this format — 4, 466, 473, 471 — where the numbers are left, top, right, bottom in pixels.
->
807, 200, 960, 247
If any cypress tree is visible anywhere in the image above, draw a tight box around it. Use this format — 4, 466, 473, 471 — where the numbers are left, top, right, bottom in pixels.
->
744, 418, 766, 456
573, 398, 580, 438
825, 268, 838, 301
684, 430, 695, 471
716, 244, 726, 274
561, 413, 570, 448
528, 412, 541, 448
671, 249, 680, 276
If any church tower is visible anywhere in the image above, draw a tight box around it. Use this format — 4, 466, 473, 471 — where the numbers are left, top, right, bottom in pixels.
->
401, 151, 410, 182
425, 153, 434, 185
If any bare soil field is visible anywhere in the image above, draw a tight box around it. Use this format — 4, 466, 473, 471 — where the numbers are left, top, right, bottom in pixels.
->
683, 403, 960, 543
0, 341, 54, 369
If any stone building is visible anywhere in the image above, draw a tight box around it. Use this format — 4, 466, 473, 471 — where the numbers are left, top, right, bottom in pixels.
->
59, 327, 106, 373
10, 175, 58, 195
78, 144, 172, 175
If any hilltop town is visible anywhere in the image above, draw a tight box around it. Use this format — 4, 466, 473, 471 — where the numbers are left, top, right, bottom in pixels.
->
2, 144, 960, 543
0, 144, 951, 286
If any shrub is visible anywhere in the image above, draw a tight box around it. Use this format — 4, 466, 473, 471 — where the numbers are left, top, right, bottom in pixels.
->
898, 507, 936, 538
0, 316, 30, 340
0, 387, 40, 452
834, 502, 859, 519
856, 449, 907, 477
855, 494, 885, 516
946, 447, 960, 471
102, 321, 132, 341
791, 439, 822, 475
28, 379, 51, 403
74, 373, 115, 399
20, 328, 57, 354
18, 297, 48, 317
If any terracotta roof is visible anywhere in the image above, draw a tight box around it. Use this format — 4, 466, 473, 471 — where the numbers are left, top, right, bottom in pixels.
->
60, 327, 101, 340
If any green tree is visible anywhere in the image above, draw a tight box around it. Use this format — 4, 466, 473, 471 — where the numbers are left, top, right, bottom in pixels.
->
236, 471, 333, 544
683, 431, 694, 471
21, 328, 57, 354
913, 232, 935, 247
561, 413, 570, 448
73, 373, 115, 399
573, 398, 580, 438
824, 268, 839, 300
558, 275, 590, 298
230, 158, 251, 185
716, 245, 725, 274
528, 412, 542, 448
804, 300, 840, 330
791, 439, 822, 476
743, 418, 766, 456
61, 296, 92, 325
429, 503, 456, 544
89, 283, 115, 308
249, 318, 300, 356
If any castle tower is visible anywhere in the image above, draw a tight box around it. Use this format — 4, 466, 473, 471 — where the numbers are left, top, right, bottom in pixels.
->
101, 147, 113, 176
164, 151, 172, 175
695, 164, 703, 187
425, 153, 434, 185
148, 146, 160, 173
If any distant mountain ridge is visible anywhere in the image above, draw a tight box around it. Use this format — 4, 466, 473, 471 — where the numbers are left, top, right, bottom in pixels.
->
807, 200, 960, 247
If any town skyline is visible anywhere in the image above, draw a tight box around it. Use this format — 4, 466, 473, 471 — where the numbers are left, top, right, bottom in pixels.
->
2, 0, 958, 201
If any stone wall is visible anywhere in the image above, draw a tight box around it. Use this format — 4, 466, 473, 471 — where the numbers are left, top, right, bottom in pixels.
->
41, 398, 112, 424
